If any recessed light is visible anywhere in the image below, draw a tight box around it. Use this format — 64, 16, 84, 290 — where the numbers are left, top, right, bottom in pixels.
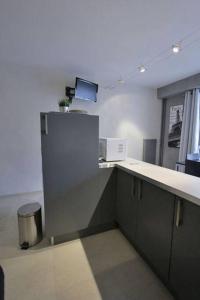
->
172, 44, 181, 53
138, 65, 146, 73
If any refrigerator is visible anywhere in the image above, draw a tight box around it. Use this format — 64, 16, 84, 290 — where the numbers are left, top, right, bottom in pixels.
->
40, 112, 115, 242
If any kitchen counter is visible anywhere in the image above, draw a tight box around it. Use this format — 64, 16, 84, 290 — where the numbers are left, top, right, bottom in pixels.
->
115, 158, 200, 299
100, 158, 200, 206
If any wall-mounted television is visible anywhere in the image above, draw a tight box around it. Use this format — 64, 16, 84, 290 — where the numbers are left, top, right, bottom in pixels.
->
75, 77, 98, 102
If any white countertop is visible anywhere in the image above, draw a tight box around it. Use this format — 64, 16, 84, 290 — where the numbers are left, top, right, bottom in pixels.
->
100, 158, 200, 206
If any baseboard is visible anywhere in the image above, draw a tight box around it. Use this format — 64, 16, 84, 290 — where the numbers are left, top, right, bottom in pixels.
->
51, 222, 117, 245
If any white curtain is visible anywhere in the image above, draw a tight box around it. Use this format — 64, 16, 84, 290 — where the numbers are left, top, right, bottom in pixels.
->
179, 89, 200, 164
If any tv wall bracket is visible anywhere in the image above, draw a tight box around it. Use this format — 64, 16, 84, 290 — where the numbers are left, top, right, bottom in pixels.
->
65, 86, 75, 100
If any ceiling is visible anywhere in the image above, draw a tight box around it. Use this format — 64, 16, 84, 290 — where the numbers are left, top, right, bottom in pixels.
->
1, 0, 200, 88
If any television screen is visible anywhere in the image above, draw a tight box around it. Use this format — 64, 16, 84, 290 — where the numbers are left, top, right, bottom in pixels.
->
75, 77, 98, 102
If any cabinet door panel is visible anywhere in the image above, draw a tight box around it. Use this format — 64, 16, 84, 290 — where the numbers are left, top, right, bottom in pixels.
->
116, 170, 138, 243
170, 199, 200, 300
136, 180, 175, 282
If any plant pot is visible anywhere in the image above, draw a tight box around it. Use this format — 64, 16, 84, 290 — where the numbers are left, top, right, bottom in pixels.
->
59, 106, 69, 113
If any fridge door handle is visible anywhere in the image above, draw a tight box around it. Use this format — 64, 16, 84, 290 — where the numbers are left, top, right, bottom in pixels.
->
44, 114, 48, 135
41, 114, 48, 135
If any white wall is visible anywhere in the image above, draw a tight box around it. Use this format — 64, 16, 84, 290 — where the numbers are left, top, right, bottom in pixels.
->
0, 63, 162, 196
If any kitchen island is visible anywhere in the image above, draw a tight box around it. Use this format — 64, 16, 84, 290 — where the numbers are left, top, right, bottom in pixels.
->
112, 158, 200, 300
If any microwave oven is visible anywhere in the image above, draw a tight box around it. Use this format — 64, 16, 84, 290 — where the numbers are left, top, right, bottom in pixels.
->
99, 138, 127, 162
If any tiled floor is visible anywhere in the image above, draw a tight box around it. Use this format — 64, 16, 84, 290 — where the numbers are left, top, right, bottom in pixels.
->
0, 192, 173, 300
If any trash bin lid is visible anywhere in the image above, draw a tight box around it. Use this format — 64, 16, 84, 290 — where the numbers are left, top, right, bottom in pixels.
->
18, 202, 41, 217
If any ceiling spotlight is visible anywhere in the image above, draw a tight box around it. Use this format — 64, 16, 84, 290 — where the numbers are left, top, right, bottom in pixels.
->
118, 79, 125, 84
172, 44, 181, 53
138, 65, 147, 73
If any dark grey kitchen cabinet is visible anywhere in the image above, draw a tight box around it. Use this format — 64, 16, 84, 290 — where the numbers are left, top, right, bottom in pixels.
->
135, 180, 175, 283
169, 198, 200, 300
116, 169, 138, 244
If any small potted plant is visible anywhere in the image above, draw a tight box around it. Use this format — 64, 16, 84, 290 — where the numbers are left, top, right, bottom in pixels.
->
58, 98, 71, 112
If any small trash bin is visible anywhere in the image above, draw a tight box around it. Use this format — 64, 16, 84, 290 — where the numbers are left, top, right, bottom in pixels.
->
17, 202, 43, 249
